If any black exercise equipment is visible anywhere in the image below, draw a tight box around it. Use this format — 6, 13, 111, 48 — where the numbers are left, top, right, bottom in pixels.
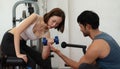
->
1, 55, 26, 69
28, 3, 34, 15
61, 42, 87, 54
12, 0, 39, 27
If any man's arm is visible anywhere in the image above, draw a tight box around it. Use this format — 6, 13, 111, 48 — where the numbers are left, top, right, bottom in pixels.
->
50, 39, 105, 69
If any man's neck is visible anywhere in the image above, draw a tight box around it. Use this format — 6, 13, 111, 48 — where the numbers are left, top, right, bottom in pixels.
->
89, 29, 102, 40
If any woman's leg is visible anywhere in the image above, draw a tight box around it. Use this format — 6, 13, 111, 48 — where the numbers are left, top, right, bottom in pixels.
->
21, 45, 52, 69
20, 40, 37, 69
1, 32, 36, 69
1, 32, 16, 56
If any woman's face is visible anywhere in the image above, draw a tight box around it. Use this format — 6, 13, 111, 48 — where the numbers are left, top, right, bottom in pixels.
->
47, 16, 62, 29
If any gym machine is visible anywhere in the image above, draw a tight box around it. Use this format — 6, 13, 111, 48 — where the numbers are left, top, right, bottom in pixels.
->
12, 0, 39, 27
61, 42, 87, 54
1, 0, 41, 69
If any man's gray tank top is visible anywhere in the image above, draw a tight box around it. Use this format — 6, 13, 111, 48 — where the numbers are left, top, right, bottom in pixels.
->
94, 32, 120, 69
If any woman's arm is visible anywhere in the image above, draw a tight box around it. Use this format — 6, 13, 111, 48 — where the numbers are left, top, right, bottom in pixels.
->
41, 31, 52, 60
14, 13, 38, 61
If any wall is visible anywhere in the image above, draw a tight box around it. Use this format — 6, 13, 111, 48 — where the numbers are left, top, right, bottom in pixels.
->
0, 0, 28, 41
68, 0, 120, 64
0, 0, 70, 68
0, 0, 16, 41
0, 0, 120, 69
46, 0, 70, 68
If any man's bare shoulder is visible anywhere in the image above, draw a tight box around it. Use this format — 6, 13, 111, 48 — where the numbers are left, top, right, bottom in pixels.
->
87, 39, 110, 58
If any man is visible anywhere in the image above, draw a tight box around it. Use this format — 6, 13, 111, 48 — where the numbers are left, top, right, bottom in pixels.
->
50, 10, 120, 69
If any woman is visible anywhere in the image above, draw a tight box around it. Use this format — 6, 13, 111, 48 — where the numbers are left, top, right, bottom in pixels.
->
1, 8, 65, 68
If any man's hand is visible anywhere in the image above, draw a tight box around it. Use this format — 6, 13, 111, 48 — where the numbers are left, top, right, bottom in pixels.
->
49, 44, 60, 53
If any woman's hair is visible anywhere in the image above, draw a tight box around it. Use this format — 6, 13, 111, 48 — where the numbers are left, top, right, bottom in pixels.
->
44, 8, 65, 33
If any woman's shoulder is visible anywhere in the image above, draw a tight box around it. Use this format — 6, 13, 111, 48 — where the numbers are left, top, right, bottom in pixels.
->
29, 13, 40, 18
33, 13, 44, 21
32, 13, 42, 18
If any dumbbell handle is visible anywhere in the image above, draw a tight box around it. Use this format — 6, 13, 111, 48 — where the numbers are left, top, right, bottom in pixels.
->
42, 38, 47, 45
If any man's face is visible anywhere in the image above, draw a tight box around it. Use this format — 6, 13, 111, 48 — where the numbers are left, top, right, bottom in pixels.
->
79, 24, 90, 37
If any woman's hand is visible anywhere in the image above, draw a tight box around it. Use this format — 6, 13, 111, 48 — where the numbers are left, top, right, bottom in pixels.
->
47, 38, 54, 45
16, 54, 28, 63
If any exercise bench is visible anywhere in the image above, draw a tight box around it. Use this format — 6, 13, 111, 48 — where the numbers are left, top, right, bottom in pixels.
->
1, 54, 26, 69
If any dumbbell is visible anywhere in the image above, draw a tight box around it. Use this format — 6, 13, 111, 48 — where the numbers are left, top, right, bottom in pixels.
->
61, 41, 87, 54
42, 36, 59, 45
